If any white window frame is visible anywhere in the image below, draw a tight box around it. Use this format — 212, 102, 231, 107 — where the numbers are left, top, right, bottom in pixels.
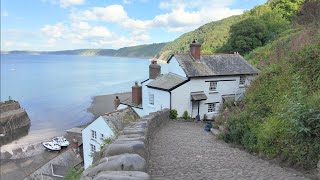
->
149, 93, 154, 105
239, 76, 246, 86
209, 81, 218, 91
90, 144, 96, 152
91, 130, 97, 139
208, 103, 216, 113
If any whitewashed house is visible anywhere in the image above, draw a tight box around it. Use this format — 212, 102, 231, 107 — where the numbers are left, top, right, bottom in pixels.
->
82, 107, 139, 169
119, 40, 259, 119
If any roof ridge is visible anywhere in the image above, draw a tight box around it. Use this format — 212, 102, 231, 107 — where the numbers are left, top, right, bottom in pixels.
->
104, 107, 129, 116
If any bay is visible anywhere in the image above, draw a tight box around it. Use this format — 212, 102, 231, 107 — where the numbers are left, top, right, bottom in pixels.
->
0, 54, 167, 150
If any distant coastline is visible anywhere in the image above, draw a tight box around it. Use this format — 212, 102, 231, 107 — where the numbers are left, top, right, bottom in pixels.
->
1, 42, 167, 59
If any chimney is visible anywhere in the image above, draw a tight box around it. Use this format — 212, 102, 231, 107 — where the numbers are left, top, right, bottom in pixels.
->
114, 96, 120, 110
149, 60, 161, 79
132, 81, 142, 105
190, 39, 201, 60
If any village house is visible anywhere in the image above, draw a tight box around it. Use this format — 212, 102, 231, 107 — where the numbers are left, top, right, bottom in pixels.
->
82, 107, 139, 169
119, 40, 259, 119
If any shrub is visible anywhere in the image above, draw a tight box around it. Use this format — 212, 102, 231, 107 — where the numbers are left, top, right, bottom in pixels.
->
169, 109, 178, 119
100, 136, 114, 150
182, 110, 190, 120
203, 114, 208, 121
65, 168, 83, 180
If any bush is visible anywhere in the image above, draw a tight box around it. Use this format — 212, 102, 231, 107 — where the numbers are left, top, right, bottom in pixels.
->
169, 109, 178, 119
203, 114, 208, 121
65, 168, 83, 180
182, 110, 190, 120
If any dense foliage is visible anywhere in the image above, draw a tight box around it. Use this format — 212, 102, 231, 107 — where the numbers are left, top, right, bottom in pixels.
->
268, 0, 304, 20
220, 4, 290, 55
218, 2, 320, 168
158, 16, 243, 60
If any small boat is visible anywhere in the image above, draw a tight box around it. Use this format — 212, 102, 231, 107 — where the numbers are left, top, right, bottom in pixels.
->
52, 136, 70, 147
42, 142, 61, 151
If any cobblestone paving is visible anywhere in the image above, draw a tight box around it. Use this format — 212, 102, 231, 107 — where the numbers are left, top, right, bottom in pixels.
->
148, 121, 308, 180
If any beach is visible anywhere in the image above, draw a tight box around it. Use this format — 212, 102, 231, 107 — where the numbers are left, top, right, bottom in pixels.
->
0, 92, 131, 179
87, 92, 131, 118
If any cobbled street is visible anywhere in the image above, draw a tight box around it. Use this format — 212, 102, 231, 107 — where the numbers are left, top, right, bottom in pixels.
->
148, 121, 308, 180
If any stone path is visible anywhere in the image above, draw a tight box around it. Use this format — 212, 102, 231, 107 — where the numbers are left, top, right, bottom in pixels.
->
148, 121, 308, 180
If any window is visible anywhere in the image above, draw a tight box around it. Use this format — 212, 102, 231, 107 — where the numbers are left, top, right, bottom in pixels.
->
90, 144, 96, 152
209, 81, 217, 91
101, 133, 104, 139
149, 93, 154, 105
91, 130, 97, 139
239, 76, 246, 86
208, 103, 216, 113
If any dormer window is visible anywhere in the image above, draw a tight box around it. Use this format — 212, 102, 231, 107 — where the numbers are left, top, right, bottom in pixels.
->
239, 76, 246, 86
209, 81, 217, 91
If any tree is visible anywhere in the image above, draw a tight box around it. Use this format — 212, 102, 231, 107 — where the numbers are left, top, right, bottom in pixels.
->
268, 0, 304, 20
226, 17, 268, 55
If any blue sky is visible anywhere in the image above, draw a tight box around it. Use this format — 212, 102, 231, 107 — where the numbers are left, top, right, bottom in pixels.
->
1, 0, 267, 51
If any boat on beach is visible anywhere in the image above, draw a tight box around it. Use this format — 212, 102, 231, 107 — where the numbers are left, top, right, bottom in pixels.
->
51, 136, 70, 147
42, 142, 61, 151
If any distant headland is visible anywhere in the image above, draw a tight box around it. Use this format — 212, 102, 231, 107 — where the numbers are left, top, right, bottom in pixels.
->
1, 42, 167, 59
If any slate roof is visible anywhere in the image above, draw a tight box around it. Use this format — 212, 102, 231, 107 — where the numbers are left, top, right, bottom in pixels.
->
120, 95, 143, 109
102, 107, 140, 133
170, 54, 260, 77
146, 73, 188, 91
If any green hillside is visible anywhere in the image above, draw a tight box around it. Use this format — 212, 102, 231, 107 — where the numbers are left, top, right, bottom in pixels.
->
158, 15, 243, 60
5, 43, 167, 59
216, 0, 320, 171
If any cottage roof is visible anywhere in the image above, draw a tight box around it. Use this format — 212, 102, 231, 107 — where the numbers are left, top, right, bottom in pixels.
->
169, 54, 260, 77
146, 73, 188, 91
121, 95, 143, 109
102, 107, 139, 132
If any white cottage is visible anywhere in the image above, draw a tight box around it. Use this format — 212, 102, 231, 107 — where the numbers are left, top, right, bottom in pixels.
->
82, 107, 139, 169
120, 40, 259, 119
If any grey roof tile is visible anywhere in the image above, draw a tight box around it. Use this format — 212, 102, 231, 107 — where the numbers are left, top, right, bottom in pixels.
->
172, 54, 260, 77
146, 73, 188, 91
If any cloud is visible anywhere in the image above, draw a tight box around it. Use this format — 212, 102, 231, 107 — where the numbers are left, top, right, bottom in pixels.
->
59, 0, 84, 8
71, 2, 243, 34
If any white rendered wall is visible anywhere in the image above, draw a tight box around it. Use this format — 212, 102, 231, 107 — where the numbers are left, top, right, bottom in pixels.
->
171, 75, 255, 119
168, 57, 187, 77
82, 117, 115, 169
143, 88, 170, 115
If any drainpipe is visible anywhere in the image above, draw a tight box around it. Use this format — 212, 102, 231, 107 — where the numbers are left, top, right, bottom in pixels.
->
169, 91, 172, 109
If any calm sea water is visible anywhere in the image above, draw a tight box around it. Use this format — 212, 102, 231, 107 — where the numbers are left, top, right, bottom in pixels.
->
1, 54, 166, 149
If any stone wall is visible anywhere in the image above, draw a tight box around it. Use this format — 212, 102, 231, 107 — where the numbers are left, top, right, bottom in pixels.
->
0, 101, 20, 113
80, 109, 170, 180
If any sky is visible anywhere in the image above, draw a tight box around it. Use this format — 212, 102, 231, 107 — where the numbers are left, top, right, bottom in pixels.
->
1, 0, 267, 51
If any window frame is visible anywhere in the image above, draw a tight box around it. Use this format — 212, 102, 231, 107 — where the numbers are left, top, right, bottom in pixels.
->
239, 76, 246, 86
149, 93, 154, 105
91, 130, 97, 139
208, 103, 216, 113
209, 81, 218, 91
90, 144, 96, 152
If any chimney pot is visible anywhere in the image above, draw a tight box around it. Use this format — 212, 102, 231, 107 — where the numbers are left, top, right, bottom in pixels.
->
190, 39, 201, 61
149, 60, 161, 79
114, 96, 120, 110
132, 82, 142, 105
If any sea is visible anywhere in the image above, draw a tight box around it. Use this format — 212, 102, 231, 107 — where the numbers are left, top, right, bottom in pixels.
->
0, 54, 167, 150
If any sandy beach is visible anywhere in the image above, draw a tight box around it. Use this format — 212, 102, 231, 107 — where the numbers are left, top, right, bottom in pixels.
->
0, 92, 131, 180
87, 92, 131, 118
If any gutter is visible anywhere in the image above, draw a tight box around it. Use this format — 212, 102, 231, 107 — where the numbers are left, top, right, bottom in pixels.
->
169, 91, 172, 110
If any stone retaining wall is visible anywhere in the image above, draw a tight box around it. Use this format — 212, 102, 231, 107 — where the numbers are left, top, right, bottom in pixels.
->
81, 109, 170, 180
0, 101, 20, 113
